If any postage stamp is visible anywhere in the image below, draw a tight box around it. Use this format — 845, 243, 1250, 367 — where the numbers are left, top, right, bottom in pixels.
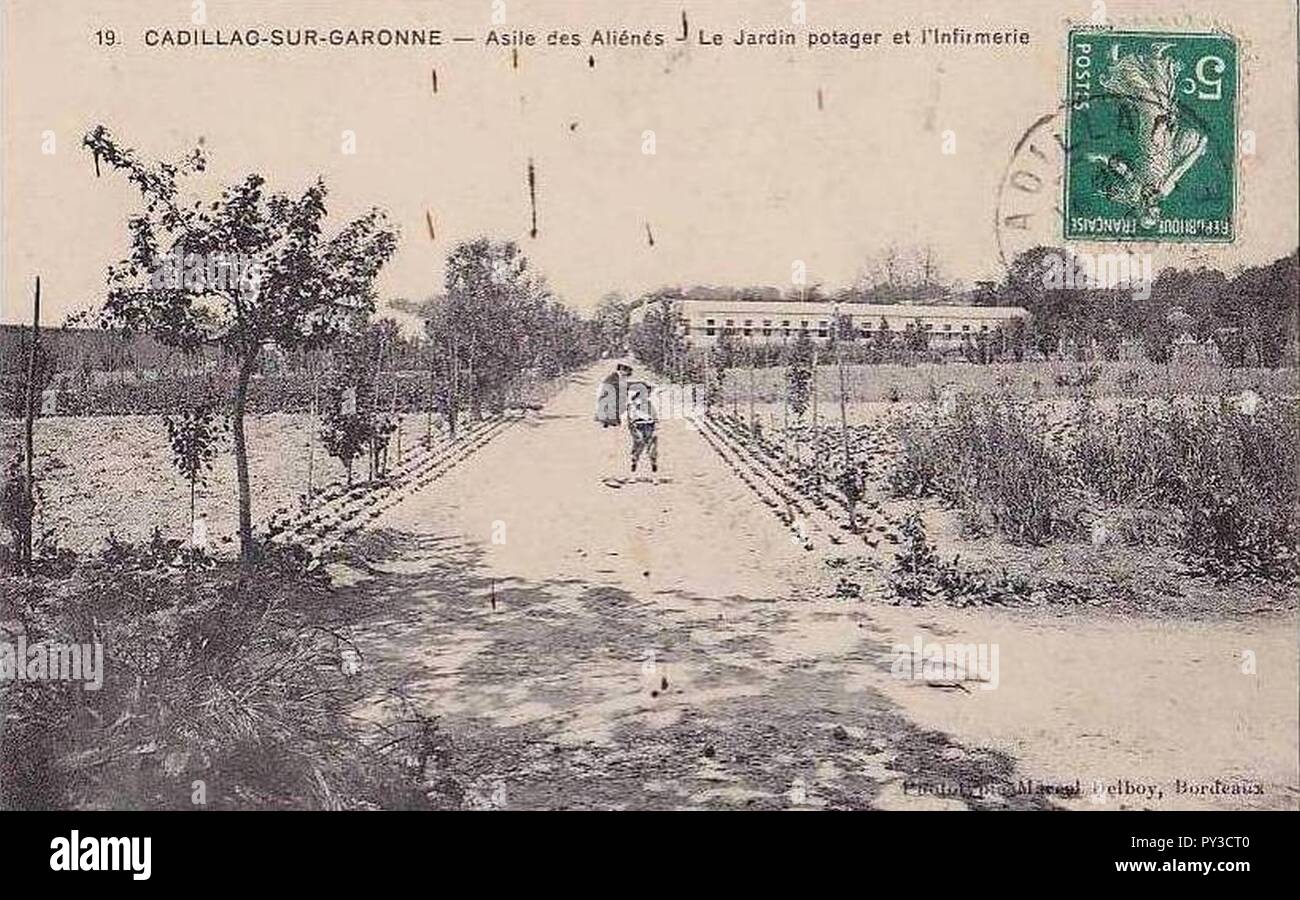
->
1064, 29, 1237, 243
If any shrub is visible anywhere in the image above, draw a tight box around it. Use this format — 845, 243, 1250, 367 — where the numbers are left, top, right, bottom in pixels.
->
889, 513, 1032, 606
889, 397, 1072, 544
889, 394, 1300, 582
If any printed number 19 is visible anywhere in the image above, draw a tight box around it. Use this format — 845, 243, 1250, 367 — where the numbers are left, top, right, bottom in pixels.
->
95, 29, 117, 46
1183, 55, 1225, 100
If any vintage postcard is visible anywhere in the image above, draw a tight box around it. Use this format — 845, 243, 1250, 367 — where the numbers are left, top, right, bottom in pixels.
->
0, 0, 1297, 864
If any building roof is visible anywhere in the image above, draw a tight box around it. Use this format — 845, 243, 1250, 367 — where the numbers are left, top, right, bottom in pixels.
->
671, 299, 1029, 319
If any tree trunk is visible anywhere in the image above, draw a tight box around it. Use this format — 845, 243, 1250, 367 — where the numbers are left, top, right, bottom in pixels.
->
232, 354, 258, 561
748, 348, 756, 432
306, 365, 318, 509
449, 340, 459, 440
426, 366, 435, 447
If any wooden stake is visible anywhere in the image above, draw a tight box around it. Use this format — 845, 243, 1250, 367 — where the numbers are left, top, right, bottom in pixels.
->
22, 276, 41, 570
392, 377, 401, 465
838, 341, 856, 532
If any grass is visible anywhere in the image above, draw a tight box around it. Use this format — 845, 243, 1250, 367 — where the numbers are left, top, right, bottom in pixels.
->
0, 535, 451, 809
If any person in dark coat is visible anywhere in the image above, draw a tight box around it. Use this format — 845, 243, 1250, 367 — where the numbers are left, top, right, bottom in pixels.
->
595, 363, 632, 427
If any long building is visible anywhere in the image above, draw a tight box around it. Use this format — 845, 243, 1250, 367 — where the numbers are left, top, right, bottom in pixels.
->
669, 299, 1030, 347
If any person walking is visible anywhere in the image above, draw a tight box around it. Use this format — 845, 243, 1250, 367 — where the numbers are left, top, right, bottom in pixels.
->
595, 363, 631, 427
626, 380, 659, 473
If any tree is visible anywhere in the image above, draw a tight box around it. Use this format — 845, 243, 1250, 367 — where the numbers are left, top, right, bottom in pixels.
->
1225, 251, 1299, 367
874, 317, 894, 353
320, 397, 372, 487
0, 455, 35, 573
627, 290, 685, 376
163, 403, 224, 541
593, 292, 631, 358
705, 331, 740, 412
328, 318, 401, 480
856, 243, 952, 302
84, 125, 397, 559
786, 331, 815, 420
1142, 313, 1176, 364
903, 317, 930, 354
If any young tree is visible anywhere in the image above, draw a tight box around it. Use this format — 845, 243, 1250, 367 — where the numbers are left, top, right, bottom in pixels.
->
786, 331, 815, 421
0, 455, 35, 573
707, 330, 741, 414
83, 126, 397, 559
873, 317, 894, 355
320, 398, 372, 487
163, 403, 224, 541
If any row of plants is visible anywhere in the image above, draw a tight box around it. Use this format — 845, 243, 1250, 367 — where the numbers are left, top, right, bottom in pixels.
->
886, 513, 1137, 608
887, 394, 1300, 583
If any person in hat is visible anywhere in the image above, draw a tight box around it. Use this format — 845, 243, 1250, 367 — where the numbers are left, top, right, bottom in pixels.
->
595, 363, 632, 427
626, 380, 658, 473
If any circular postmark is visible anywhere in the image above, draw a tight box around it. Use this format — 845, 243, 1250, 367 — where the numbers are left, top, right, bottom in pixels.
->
996, 91, 1236, 272
994, 110, 1067, 270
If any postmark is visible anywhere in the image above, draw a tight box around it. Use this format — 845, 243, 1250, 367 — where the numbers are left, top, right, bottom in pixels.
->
994, 110, 1068, 269
1064, 29, 1237, 243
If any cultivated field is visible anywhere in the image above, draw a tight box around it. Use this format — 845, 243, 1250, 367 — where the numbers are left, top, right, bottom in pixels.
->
0, 412, 439, 553
700, 359, 1299, 617
717, 359, 1299, 411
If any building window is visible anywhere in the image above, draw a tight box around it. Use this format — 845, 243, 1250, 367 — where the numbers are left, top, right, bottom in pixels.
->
962, 325, 970, 332
743, 319, 753, 336
980, 324, 989, 332
724, 319, 734, 334
817, 320, 828, 338
943, 324, 952, 331
705, 318, 716, 337
762, 320, 772, 337
925, 323, 934, 330
800, 320, 809, 334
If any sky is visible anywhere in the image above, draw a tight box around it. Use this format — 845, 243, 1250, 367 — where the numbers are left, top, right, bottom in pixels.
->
3, 0, 1297, 328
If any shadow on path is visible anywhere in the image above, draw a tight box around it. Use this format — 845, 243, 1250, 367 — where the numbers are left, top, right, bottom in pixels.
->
332, 527, 1053, 810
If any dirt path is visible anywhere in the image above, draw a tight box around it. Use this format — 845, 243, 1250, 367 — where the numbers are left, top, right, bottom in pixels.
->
333, 362, 1298, 810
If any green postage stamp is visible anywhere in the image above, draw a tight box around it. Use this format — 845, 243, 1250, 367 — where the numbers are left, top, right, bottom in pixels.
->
1064, 29, 1237, 243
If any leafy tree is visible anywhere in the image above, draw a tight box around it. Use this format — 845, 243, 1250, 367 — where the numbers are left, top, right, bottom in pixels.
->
1142, 313, 1176, 364
785, 331, 815, 419
329, 318, 402, 478
593, 292, 630, 357
627, 291, 686, 376
0, 454, 35, 573
319, 397, 373, 487
903, 317, 930, 354
873, 317, 894, 352
83, 125, 397, 559
163, 403, 224, 539
417, 239, 594, 435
